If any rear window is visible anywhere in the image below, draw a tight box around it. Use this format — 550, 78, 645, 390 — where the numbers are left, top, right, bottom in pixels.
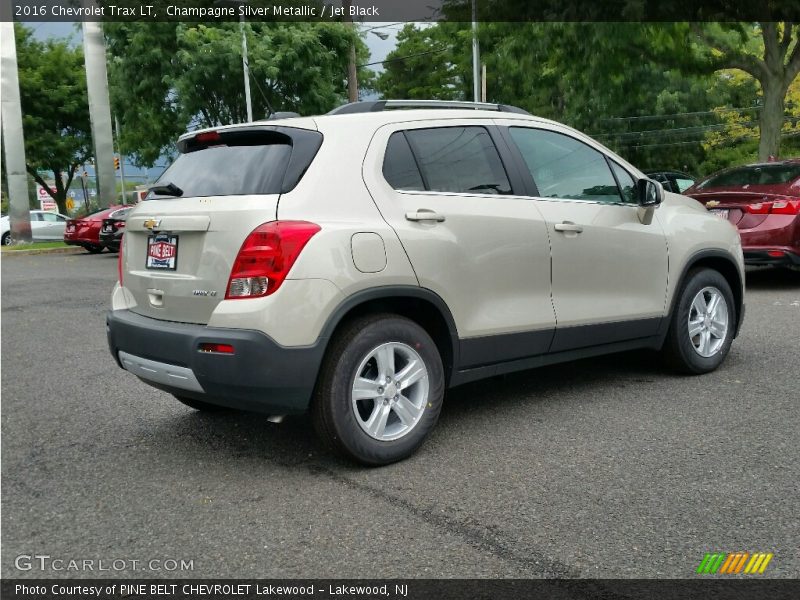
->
150, 142, 291, 198
699, 164, 800, 189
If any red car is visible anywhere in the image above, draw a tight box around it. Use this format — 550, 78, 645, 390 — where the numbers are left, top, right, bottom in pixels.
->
684, 160, 800, 268
64, 206, 130, 253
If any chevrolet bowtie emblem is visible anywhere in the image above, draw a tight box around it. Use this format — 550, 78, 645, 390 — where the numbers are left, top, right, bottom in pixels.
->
706, 201, 720, 208
143, 218, 161, 230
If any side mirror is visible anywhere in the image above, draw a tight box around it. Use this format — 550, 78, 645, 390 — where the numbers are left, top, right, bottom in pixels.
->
636, 178, 664, 207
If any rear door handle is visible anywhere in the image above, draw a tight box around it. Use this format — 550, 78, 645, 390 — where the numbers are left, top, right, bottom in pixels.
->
405, 209, 445, 223
554, 221, 583, 233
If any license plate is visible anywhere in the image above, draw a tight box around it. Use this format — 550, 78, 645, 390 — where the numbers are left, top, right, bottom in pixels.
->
709, 209, 729, 219
146, 234, 178, 270
102, 225, 112, 233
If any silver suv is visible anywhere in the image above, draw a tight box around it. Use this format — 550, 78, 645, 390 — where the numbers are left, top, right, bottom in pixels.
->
107, 100, 745, 465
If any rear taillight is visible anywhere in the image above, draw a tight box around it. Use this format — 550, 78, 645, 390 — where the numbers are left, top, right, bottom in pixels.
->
744, 197, 800, 215
225, 221, 321, 299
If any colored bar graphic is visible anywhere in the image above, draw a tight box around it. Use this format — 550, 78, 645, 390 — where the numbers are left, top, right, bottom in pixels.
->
697, 552, 773, 575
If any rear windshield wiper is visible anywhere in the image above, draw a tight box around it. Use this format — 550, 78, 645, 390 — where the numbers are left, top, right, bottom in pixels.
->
147, 182, 184, 197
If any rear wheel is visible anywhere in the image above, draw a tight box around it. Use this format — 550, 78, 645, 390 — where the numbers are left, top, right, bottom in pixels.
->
663, 268, 735, 374
173, 395, 231, 412
2, 232, 10, 246
312, 314, 444, 466
84, 244, 103, 254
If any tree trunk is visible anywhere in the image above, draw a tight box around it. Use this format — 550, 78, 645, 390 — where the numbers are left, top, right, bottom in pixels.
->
758, 79, 787, 161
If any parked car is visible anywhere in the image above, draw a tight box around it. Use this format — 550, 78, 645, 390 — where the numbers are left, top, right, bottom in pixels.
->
65, 206, 130, 253
646, 170, 696, 194
100, 207, 131, 253
106, 100, 745, 465
1, 210, 70, 246
684, 160, 800, 268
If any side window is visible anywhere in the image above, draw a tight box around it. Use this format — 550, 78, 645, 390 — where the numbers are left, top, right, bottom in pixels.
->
31, 213, 44, 221
509, 127, 623, 204
674, 177, 694, 193
41, 212, 58, 222
404, 126, 511, 195
56, 215, 67, 222
382, 132, 424, 191
610, 162, 637, 204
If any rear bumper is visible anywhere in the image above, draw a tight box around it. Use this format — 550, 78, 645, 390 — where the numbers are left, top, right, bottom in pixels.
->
106, 309, 326, 414
742, 248, 800, 266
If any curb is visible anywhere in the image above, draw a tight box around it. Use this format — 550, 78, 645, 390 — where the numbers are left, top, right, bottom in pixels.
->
1, 246, 89, 257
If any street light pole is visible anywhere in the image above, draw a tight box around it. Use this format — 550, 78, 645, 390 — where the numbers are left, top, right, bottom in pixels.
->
344, 0, 358, 103
240, 12, 253, 122
471, 0, 480, 103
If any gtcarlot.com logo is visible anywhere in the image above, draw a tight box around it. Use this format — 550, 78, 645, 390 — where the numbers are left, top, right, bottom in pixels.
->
696, 552, 773, 575
14, 554, 194, 572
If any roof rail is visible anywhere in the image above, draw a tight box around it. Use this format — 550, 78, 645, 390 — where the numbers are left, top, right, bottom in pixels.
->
327, 100, 531, 116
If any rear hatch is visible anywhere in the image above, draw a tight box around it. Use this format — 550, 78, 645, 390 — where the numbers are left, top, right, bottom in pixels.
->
122, 123, 321, 324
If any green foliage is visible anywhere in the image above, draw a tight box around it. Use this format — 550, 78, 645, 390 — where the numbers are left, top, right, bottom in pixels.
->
106, 21, 370, 167
15, 24, 92, 214
375, 21, 800, 177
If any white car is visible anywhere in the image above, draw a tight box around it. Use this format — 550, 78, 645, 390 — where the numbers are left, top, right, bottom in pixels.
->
1, 210, 70, 245
107, 100, 745, 465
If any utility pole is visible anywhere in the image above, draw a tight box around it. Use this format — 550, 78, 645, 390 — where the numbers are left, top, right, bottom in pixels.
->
344, 0, 358, 102
481, 63, 487, 102
1, 13, 32, 244
471, 0, 480, 103
114, 116, 127, 203
82, 9, 115, 208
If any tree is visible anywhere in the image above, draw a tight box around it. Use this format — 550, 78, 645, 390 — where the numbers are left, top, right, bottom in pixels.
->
105, 21, 371, 167
15, 24, 92, 215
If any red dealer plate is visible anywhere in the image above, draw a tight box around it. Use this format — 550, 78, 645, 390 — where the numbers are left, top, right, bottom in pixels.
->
146, 234, 178, 270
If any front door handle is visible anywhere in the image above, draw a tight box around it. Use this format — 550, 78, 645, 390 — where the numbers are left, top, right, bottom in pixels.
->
554, 221, 584, 233
405, 209, 445, 223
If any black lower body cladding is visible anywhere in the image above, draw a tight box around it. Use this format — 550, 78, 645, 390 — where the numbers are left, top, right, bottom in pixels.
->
106, 309, 326, 414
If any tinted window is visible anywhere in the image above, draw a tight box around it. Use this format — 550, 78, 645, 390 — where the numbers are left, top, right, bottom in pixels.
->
610, 162, 637, 204
674, 177, 694, 192
404, 127, 511, 195
383, 132, 424, 191
150, 142, 292, 198
510, 128, 622, 203
699, 164, 800, 188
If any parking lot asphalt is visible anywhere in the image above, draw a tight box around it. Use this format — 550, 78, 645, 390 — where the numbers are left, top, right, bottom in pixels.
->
1, 252, 798, 579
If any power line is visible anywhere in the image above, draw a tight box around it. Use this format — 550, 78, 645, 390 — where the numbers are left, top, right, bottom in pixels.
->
601, 105, 763, 123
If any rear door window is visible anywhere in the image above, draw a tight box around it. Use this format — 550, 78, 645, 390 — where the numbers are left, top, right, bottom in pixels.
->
402, 127, 512, 195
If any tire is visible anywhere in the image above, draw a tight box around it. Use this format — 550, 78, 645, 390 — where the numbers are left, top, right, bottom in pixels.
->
1, 232, 10, 246
312, 313, 445, 466
662, 268, 736, 374
84, 244, 104, 254
173, 395, 231, 412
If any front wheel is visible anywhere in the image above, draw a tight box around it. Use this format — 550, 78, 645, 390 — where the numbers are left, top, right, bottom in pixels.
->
662, 268, 736, 374
2, 232, 11, 246
312, 314, 445, 466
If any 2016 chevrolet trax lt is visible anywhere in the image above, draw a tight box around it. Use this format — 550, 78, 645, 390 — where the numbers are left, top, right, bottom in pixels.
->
107, 100, 745, 465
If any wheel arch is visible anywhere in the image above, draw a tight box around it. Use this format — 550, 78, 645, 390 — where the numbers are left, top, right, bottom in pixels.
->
318, 286, 460, 386
669, 249, 745, 338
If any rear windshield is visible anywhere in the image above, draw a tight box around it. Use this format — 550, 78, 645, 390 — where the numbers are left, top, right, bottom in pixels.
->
149, 142, 291, 198
699, 164, 800, 188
